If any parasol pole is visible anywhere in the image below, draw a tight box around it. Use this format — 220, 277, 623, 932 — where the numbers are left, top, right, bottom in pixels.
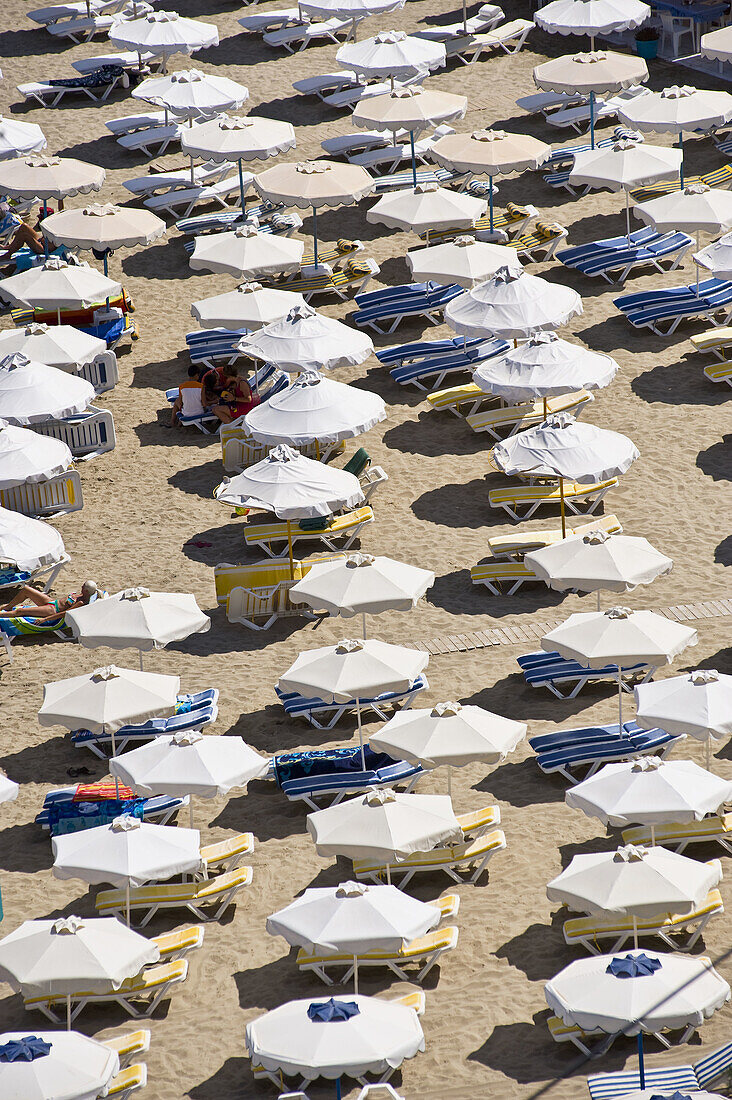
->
633, 915, 638, 951
625, 189, 631, 244
617, 667, 623, 729
559, 477, 566, 537
110, 726, 120, 799
489, 176, 495, 233
356, 698, 366, 770
409, 129, 417, 187
189, 797, 194, 830
706, 737, 711, 771
637, 1033, 646, 1090
311, 205, 319, 268
589, 91, 595, 150
286, 520, 295, 580
353, 957, 359, 994
66, 993, 72, 1030
237, 158, 247, 211
462, 0, 468, 32
362, 611, 367, 640
126, 881, 131, 927
679, 131, 684, 189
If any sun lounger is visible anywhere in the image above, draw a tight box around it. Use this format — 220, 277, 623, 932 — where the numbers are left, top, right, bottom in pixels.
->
71, 690, 219, 756
106, 111, 168, 136
29, 2, 104, 24
352, 281, 462, 334
498, 220, 568, 262
416, 4, 503, 39
543, 128, 642, 171
102, 1031, 150, 1070
72, 52, 157, 75
559, 231, 693, 284
622, 813, 732, 854
274, 674, 429, 729
456, 805, 500, 838
630, 163, 732, 202
214, 552, 348, 631
350, 129, 453, 174
0, 470, 83, 518
470, 559, 538, 595
689, 325, 732, 358
274, 746, 423, 809
144, 176, 248, 220
151, 926, 205, 962
353, 828, 507, 888
298, 925, 459, 984
517, 90, 588, 115
44, 14, 114, 41
323, 76, 423, 111
443, 18, 534, 63
106, 1063, 146, 1099
518, 650, 657, 700
18, 65, 132, 108
117, 124, 185, 159
221, 428, 344, 472
468, 389, 592, 439
547, 85, 650, 134
272, 256, 380, 301
32, 408, 115, 460
95, 867, 254, 926
243, 505, 374, 555
124, 163, 233, 198
704, 361, 732, 385
536, 731, 683, 781
36, 788, 189, 834
586, 1041, 732, 1098
76, 351, 118, 394
176, 204, 296, 237
488, 476, 618, 523
484, 515, 623, 561
322, 130, 404, 158
614, 277, 732, 334
264, 16, 351, 50
239, 6, 304, 32
292, 70, 363, 99
564, 888, 724, 955
389, 337, 510, 390
424, 383, 502, 417
419, 201, 538, 245
25, 960, 189, 1023
199, 833, 254, 877
548, 1014, 680, 1057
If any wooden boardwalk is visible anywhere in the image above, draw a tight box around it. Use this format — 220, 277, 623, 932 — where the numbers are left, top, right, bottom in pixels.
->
417, 598, 732, 656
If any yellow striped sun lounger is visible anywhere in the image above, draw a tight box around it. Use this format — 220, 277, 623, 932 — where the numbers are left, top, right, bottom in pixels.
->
689, 326, 732, 359
199, 831, 254, 876
484, 514, 622, 561
25, 961, 189, 1024
505, 219, 568, 261
563, 888, 724, 955
107, 1063, 147, 1099
102, 1031, 150, 1069
622, 813, 732, 854
243, 505, 374, 556
488, 478, 619, 523
151, 926, 205, 961
704, 362, 732, 386
214, 552, 348, 631
95, 867, 253, 926
466, 390, 592, 439
353, 828, 507, 888
470, 559, 538, 595
420, 201, 538, 244
296, 925, 459, 984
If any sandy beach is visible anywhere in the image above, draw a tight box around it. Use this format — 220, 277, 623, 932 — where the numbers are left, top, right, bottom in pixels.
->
0, 0, 731, 1096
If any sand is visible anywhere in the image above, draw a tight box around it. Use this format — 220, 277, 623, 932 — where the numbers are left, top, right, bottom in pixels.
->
0, 2, 731, 1097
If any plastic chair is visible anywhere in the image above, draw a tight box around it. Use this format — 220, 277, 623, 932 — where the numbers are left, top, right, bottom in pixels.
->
659, 10, 695, 55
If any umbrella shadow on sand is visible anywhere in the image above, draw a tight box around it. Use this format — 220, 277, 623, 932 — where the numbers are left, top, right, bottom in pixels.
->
468, 1016, 574, 1084
472, 758, 567, 808
495, 911, 575, 982
385, 416, 499, 459
633, 361, 731, 407
427, 569, 568, 618
168, 458, 229, 497
411, 480, 501, 529
188, 1057, 252, 1100
715, 535, 732, 566
697, 434, 731, 482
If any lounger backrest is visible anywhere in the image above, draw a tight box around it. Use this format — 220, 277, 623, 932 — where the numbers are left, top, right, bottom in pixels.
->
695, 1042, 732, 1087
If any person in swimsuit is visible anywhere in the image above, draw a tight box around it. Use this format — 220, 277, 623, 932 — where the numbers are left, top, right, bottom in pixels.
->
0, 580, 97, 620
205, 364, 261, 424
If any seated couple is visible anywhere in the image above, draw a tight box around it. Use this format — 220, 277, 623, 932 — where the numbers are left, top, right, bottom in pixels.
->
170, 363, 260, 427
0, 580, 98, 622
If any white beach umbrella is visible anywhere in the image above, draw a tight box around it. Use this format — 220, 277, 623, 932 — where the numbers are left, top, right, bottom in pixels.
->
0, 915, 159, 1028
38, 664, 179, 736
266, 881, 438, 991
0, 258, 121, 317
535, 0, 651, 47
0, 421, 73, 490
64, 588, 210, 668
0, 506, 65, 573
0, 117, 46, 161
474, 331, 617, 412
0, 324, 106, 373
701, 25, 732, 63
566, 756, 732, 832
289, 552, 435, 638
370, 700, 526, 793
254, 159, 374, 268
279, 637, 429, 771
52, 815, 202, 923
41, 204, 166, 276
543, 606, 696, 724
110, 10, 219, 72
692, 229, 732, 280
301, 0, 406, 34
189, 223, 304, 278
238, 304, 374, 373
245, 371, 386, 448
525, 530, 672, 608
191, 283, 304, 330
619, 86, 732, 186
0, 1030, 119, 1100
132, 68, 248, 118
635, 670, 732, 769
445, 267, 583, 340
0, 353, 94, 426
181, 114, 296, 207
337, 31, 445, 83
367, 181, 486, 236
407, 236, 522, 287
245, 994, 424, 1084
570, 138, 682, 239
0, 773, 19, 803
430, 129, 552, 232
307, 789, 461, 863
635, 184, 732, 289
110, 730, 269, 826
492, 412, 639, 482
0, 155, 104, 202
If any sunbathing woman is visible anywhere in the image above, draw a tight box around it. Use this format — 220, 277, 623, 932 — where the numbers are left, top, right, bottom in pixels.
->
205, 364, 261, 424
0, 210, 47, 262
0, 580, 97, 620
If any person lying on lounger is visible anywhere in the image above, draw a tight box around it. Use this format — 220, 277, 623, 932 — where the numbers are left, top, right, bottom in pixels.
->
0, 580, 97, 620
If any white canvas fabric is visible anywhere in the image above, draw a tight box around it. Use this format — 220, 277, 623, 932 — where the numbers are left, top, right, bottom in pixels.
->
370, 701, 526, 768
367, 183, 486, 233
0, 422, 73, 490
619, 85, 732, 134
189, 224, 304, 278
535, 0, 651, 38
546, 844, 721, 917
0, 354, 94, 425
289, 553, 435, 616
65, 588, 210, 653
245, 994, 425, 1081
109, 732, 269, 798
245, 372, 386, 447
635, 670, 732, 743
525, 531, 672, 594
181, 114, 295, 163
701, 24, 732, 62
214, 444, 363, 518
565, 757, 732, 826
492, 413, 638, 483
445, 267, 583, 339
267, 881, 439, 954
52, 815, 202, 889
570, 139, 681, 190
353, 86, 467, 133
0, 117, 46, 160
254, 159, 374, 210
474, 331, 618, 400
133, 69, 249, 116
302, 0, 406, 19
693, 230, 732, 277
634, 184, 732, 236
0, 155, 104, 200
542, 607, 697, 667
191, 284, 304, 330
110, 10, 220, 58
0, 773, 19, 804
0, 324, 106, 372
430, 128, 552, 177
0, 1029, 119, 1100
38, 665, 179, 735
0, 915, 159, 994
0, 258, 121, 311
0, 506, 65, 572
545, 950, 730, 1035
42, 204, 166, 252
534, 49, 648, 95
336, 31, 445, 79
278, 637, 429, 703
239, 304, 374, 372
307, 789, 462, 861
407, 236, 522, 287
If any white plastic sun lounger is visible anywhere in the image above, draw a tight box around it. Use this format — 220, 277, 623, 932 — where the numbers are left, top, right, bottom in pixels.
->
292, 70, 362, 98
322, 130, 408, 157
123, 162, 233, 197
414, 4, 504, 39
18, 72, 129, 108
117, 124, 184, 158
28, 2, 104, 24
144, 175, 251, 218
45, 14, 114, 40
547, 86, 651, 133
324, 73, 424, 109
24, 960, 189, 1023
444, 18, 534, 63
71, 52, 155, 74
106, 111, 168, 136
349, 129, 453, 173
516, 90, 588, 115
238, 7, 303, 31
263, 16, 351, 50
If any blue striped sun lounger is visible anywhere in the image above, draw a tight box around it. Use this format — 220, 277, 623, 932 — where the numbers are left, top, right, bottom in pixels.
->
274, 674, 429, 728
376, 335, 485, 367
352, 282, 462, 334
517, 650, 656, 698
559, 231, 693, 284
614, 277, 732, 334
587, 1041, 732, 1099
273, 745, 423, 809
389, 337, 510, 390
534, 728, 683, 783
71, 690, 219, 757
